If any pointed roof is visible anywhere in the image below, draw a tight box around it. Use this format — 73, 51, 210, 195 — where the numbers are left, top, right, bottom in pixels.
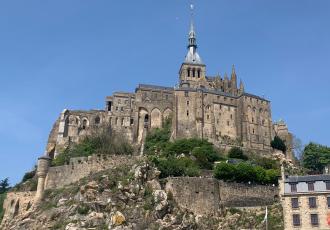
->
184, 5, 203, 65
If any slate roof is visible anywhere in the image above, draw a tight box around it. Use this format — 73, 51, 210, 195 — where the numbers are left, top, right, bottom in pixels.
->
285, 174, 330, 183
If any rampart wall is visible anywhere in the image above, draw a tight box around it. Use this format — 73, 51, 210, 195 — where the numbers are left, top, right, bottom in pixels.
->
45, 154, 139, 189
165, 177, 278, 215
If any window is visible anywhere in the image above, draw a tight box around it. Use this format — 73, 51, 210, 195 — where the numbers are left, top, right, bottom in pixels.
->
94, 116, 100, 124
107, 101, 112, 111
197, 69, 201, 78
310, 214, 319, 226
130, 118, 134, 125
230, 114, 233, 120
291, 198, 299, 209
252, 118, 254, 123
326, 181, 330, 190
187, 110, 189, 117
309, 197, 317, 208
207, 115, 210, 120
308, 182, 314, 191
252, 129, 255, 134
187, 68, 190, 77
185, 91, 189, 97
227, 121, 230, 126
192, 68, 195, 77
121, 118, 124, 126
121, 107, 124, 112
292, 214, 300, 227
290, 183, 297, 193
327, 197, 330, 208
217, 119, 219, 124
187, 101, 189, 106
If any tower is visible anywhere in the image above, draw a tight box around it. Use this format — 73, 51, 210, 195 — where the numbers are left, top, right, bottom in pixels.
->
179, 5, 206, 88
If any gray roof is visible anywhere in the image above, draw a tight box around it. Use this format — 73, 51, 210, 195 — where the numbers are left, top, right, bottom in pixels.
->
285, 174, 330, 183
137, 84, 174, 91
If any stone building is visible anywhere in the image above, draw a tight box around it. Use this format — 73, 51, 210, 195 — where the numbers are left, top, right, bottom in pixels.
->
45, 18, 292, 158
280, 174, 330, 229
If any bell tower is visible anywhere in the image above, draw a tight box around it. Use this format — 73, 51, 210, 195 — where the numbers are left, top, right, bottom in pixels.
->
179, 4, 206, 88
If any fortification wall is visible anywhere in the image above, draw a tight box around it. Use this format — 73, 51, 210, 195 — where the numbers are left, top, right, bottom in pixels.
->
219, 181, 278, 207
45, 155, 139, 189
165, 177, 278, 215
165, 177, 220, 216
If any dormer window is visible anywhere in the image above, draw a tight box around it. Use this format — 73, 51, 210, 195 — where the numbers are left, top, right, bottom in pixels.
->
290, 183, 297, 193
308, 182, 314, 191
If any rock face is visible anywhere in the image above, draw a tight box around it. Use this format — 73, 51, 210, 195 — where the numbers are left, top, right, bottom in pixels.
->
0, 159, 283, 230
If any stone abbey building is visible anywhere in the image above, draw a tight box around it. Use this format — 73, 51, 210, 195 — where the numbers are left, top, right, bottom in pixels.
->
45, 20, 292, 158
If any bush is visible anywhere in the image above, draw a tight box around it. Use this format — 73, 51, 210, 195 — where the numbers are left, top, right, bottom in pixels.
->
192, 145, 221, 169
22, 170, 36, 183
53, 127, 133, 166
228, 147, 248, 160
302, 142, 330, 173
214, 162, 279, 185
150, 156, 200, 178
271, 136, 287, 153
144, 119, 171, 155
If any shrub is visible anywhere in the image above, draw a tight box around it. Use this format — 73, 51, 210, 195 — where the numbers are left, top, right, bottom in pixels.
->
302, 142, 330, 173
151, 156, 200, 178
22, 170, 36, 183
77, 203, 90, 215
164, 138, 211, 156
228, 147, 248, 160
192, 145, 221, 169
214, 162, 279, 185
271, 136, 287, 153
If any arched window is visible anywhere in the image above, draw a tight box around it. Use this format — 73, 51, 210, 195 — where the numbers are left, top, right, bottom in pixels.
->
197, 69, 201, 78
192, 68, 195, 77
187, 68, 190, 77
82, 119, 88, 130
144, 114, 149, 123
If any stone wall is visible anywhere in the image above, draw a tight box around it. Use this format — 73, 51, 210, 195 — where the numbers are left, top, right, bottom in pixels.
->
218, 181, 278, 207
45, 155, 139, 189
0, 192, 35, 228
165, 177, 220, 216
165, 177, 278, 215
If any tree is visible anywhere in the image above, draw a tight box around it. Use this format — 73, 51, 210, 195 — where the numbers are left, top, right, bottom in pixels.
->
228, 147, 248, 160
271, 136, 287, 153
292, 135, 304, 161
302, 142, 330, 173
0, 178, 10, 194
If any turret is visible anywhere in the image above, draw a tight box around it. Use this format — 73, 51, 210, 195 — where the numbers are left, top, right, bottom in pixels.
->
224, 73, 229, 92
34, 155, 51, 204
239, 80, 245, 94
230, 65, 237, 89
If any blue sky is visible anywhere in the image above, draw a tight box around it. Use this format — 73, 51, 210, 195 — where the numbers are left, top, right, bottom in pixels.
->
1, 0, 330, 185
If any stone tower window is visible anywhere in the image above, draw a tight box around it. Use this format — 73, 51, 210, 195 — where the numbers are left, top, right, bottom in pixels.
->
121, 118, 124, 126
187, 110, 189, 116
207, 115, 209, 120
227, 121, 229, 126
187, 68, 190, 77
130, 118, 134, 125
185, 91, 189, 97
192, 68, 196, 77
187, 101, 189, 106
252, 128, 255, 134
230, 114, 233, 120
197, 69, 201, 78
82, 119, 88, 130
144, 114, 149, 123
107, 101, 112, 111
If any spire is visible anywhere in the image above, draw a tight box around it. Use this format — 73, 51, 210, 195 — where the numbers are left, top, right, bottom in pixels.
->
239, 80, 245, 92
184, 4, 203, 65
231, 64, 237, 88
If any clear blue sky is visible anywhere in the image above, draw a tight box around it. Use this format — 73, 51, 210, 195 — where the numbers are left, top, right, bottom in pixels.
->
1, 0, 330, 185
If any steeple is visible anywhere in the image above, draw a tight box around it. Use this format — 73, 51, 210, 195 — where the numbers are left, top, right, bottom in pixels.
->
184, 4, 203, 65
231, 64, 237, 88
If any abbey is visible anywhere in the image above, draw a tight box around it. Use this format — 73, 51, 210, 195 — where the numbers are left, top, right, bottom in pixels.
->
45, 20, 292, 158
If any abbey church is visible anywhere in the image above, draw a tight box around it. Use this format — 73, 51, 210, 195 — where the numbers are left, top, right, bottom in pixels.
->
45, 18, 292, 158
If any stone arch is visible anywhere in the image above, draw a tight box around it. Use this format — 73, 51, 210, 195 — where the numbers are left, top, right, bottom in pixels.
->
151, 108, 162, 129
163, 108, 173, 120
81, 117, 89, 130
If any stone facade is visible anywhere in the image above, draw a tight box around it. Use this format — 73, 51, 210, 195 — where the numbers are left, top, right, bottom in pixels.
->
165, 177, 278, 216
280, 174, 330, 229
44, 21, 293, 158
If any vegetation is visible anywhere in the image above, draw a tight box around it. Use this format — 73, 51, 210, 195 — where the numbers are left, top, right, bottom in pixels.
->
214, 162, 279, 185
145, 118, 224, 178
53, 127, 133, 166
0, 178, 10, 194
228, 147, 248, 160
271, 136, 287, 153
22, 169, 36, 183
302, 142, 330, 173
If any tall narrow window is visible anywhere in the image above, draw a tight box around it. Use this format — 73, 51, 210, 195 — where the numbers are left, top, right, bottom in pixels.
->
326, 181, 330, 190
291, 198, 299, 209
309, 197, 317, 208
130, 118, 134, 125
121, 118, 124, 126
292, 214, 300, 227
187, 110, 189, 117
185, 91, 189, 97
327, 197, 330, 208
187, 68, 190, 77
290, 183, 297, 193
310, 214, 319, 226
107, 101, 112, 111
308, 182, 315, 191
192, 68, 195, 77
187, 101, 189, 106
197, 69, 201, 78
